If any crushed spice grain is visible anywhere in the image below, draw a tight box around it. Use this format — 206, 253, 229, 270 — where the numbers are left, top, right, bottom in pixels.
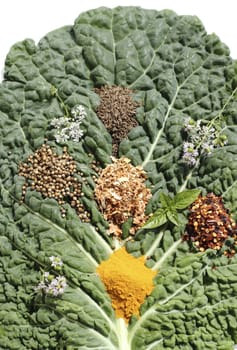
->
94, 85, 140, 156
184, 192, 237, 254
96, 246, 156, 322
18, 144, 90, 221
94, 157, 152, 237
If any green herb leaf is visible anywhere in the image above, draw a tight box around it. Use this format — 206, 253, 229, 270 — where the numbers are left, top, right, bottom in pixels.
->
143, 208, 167, 229
166, 209, 179, 226
173, 189, 201, 210
159, 192, 174, 209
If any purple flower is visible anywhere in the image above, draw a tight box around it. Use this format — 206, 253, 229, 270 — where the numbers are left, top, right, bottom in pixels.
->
182, 142, 199, 166
201, 142, 214, 155
46, 276, 67, 296
182, 117, 228, 166
184, 117, 195, 132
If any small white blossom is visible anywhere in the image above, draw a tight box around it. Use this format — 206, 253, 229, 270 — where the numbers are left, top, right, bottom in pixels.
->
51, 104, 87, 143
35, 273, 67, 296
182, 142, 199, 166
68, 122, 84, 142
71, 104, 87, 122
201, 142, 214, 155
49, 256, 63, 269
35, 256, 67, 297
184, 117, 195, 132
50, 117, 68, 129
46, 276, 67, 296
43, 271, 54, 283
35, 281, 46, 292
55, 128, 70, 143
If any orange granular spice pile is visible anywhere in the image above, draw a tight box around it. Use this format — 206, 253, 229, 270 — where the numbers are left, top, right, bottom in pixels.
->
94, 157, 152, 237
184, 193, 237, 255
96, 247, 156, 322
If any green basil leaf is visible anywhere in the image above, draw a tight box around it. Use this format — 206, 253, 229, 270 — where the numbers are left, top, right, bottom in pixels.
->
173, 189, 201, 210
166, 209, 179, 226
159, 192, 174, 209
143, 208, 167, 229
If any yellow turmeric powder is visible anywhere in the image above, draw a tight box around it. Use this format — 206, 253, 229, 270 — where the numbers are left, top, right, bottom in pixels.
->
96, 246, 156, 323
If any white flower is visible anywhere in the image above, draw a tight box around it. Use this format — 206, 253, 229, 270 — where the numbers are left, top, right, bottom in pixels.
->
71, 105, 87, 121
50, 117, 68, 129
182, 142, 199, 166
201, 142, 214, 155
43, 271, 50, 281
68, 122, 84, 142
35, 271, 67, 296
49, 256, 63, 269
51, 104, 86, 143
35, 281, 46, 292
46, 276, 67, 296
55, 128, 70, 143
184, 117, 195, 132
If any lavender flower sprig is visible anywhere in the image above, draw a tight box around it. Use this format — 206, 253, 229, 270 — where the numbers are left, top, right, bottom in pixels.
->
182, 86, 237, 167
182, 117, 227, 166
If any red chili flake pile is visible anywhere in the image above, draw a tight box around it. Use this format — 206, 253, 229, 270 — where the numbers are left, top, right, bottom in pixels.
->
94, 85, 140, 156
184, 192, 237, 254
94, 157, 152, 237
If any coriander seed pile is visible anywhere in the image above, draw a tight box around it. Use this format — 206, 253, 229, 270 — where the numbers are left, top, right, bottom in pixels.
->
18, 144, 89, 220
94, 157, 151, 237
95, 85, 140, 156
184, 193, 237, 254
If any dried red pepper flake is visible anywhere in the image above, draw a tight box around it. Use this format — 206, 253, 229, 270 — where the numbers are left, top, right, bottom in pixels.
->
184, 193, 237, 254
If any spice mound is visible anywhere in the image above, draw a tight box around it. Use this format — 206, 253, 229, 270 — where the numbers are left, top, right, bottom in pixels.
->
184, 192, 237, 254
18, 144, 88, 219
94, 157, 152, 237
95, 85, 140, 156
96, 247, 156, 322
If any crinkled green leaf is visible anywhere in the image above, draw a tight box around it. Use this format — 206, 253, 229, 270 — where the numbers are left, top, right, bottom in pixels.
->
166, 208, 179, 226
173, 189, 201, 209
159, 192, 174, 209
143, 208, 168, 229
1, 6, 237, 350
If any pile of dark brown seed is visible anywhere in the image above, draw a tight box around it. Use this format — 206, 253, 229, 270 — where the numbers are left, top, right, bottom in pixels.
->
18, 144, 90, 221
184, 193, 237, 255
94, 85, 140, 156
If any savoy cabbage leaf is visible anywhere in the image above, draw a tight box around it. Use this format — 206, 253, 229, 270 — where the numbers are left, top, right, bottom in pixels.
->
1, 6, 237, 350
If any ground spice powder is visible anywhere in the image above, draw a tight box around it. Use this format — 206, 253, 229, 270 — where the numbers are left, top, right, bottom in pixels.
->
96, 247, 156, 322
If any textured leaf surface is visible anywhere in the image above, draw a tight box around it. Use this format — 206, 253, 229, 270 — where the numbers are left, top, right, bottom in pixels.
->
1, 6, 237, 349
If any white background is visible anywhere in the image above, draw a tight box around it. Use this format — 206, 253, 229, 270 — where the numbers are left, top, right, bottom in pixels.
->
0, 0, 237, 79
